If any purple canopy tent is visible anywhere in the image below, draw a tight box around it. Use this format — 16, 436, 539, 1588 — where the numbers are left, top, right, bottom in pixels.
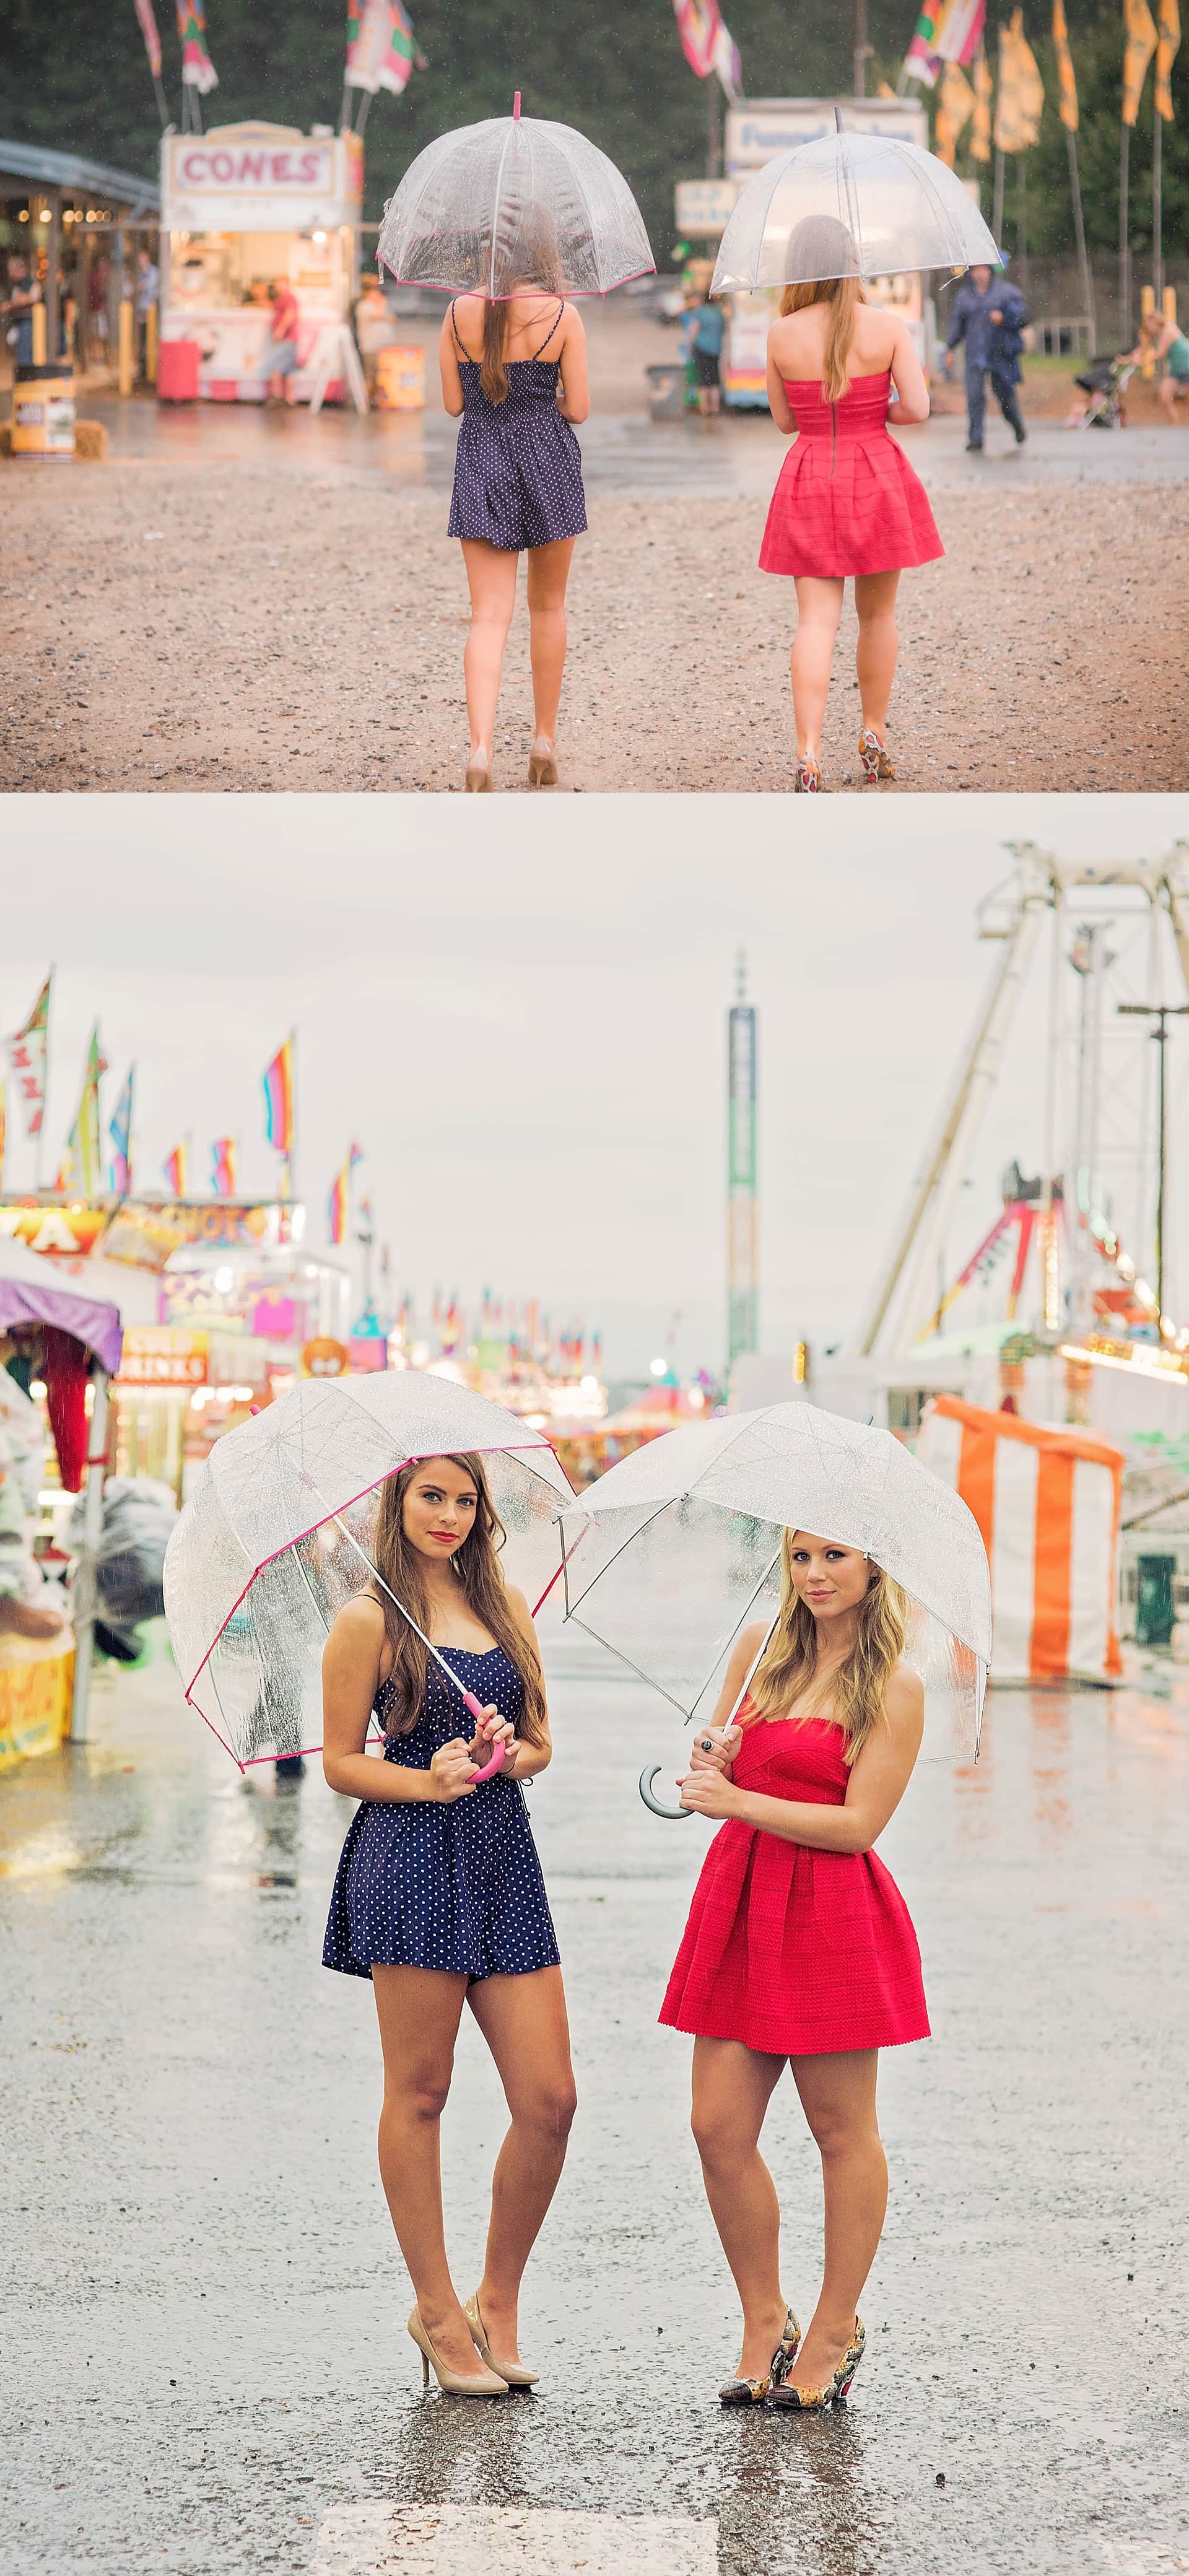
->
0, 1230, 124, 1744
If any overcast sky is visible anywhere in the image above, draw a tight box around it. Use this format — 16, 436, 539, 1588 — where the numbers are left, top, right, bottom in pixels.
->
5, 793, 1188, 1378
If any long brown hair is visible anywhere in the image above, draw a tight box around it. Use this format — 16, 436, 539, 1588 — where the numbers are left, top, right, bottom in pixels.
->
480, 199, 565, 404
746, 1530, 908, 1764
780, 213, 866, 403
370, 1451, 548, 1745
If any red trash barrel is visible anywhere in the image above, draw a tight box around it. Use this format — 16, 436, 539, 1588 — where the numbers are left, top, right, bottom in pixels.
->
157, 339, 201, 402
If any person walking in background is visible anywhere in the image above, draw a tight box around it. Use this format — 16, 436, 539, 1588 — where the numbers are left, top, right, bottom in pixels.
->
690, 287, 726, 417
944, 262, 1029, 453
758, 214, 940, 793
661, 1531, 930, 2410
438, 204, 588, 793
134, 247, 159, 380
267, 276, 300, 408
355, 277, 397, 397
321, 1453, 576, 2396
2, 255, 40, 367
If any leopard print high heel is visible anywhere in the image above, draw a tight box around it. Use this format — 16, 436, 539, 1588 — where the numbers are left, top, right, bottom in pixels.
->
719, 2305, 802, 2406
768, 2313, 865, 2411
858, 728, 895, 784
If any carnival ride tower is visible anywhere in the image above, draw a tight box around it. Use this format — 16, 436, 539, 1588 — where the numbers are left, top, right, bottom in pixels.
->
727, 952, 759, 1366
858, 841, 1189, 1361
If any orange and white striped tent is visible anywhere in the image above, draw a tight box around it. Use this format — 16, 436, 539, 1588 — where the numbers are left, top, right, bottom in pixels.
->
917, 1396, 1123, 1684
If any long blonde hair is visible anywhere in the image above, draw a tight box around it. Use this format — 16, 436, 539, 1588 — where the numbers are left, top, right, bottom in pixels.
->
746, 1530, 908, 1764
780, 214, 866, 403
370, 1451, 547, 1746
479, 201, 565, 405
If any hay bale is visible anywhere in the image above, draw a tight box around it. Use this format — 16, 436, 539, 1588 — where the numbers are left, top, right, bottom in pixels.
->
0, 419, 108, 458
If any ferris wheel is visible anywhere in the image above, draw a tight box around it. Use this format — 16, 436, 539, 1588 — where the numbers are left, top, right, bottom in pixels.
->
858, 840, 1189, 1359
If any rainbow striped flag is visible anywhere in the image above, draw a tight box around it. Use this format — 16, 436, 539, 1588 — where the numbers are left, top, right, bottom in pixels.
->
163, 1141, 188, 1198
109, 1066, 135, 1198
211, 1136, 236, 1199
328, 1143, 364, 1246
904, 0, 985, 87
175, 0, 218, 92
263, 1038, 295, 1155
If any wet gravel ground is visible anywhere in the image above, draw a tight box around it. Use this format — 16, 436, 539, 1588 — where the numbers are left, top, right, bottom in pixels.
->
4, 1629, 1189, 2576
2, 376, 1186, 796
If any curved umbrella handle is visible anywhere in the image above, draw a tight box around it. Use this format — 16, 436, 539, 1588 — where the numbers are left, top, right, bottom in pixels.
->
638, 1762, 692, 1821
463, 1688, 507, 1784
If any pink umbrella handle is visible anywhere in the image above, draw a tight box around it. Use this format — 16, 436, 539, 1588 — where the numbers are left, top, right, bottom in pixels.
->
462, 1688, 507, 1783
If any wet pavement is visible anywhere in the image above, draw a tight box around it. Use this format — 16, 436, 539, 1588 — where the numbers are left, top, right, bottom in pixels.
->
76, 389, 1189, 495
4, 1630, 1189, 2575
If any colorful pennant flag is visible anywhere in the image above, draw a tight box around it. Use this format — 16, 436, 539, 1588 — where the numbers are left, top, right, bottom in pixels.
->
671, 0, 741, 100
211, 1136, 236, 1199
994, 8, 1045, 152
1051, 0, 1079, 130
3, 972, 51, 1141
175, 0, 218, 94
58, 1024, 108, 1198
1156, 0, 1180, 118
346, 0, 421, 94
904, 0, 986, 87
262, 1038, 295, 1156
163, 1141, 188, 1198
971, 46, 993, 157
133, 0, 163, 76
1123, 0, 1159, 123
108, 1066, 135, 1198
935, 61, 977, 163
328, 1143, 364, 1247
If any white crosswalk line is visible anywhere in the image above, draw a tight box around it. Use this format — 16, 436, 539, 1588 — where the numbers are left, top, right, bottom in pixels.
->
310, 2504, 718, 2575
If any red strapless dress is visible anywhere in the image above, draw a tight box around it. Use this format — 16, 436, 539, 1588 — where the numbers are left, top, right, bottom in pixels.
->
759, 370, 944, 580
659, 1710, 930, 2056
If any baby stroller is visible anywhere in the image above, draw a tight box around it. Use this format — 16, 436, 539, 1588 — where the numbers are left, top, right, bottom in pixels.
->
1071, 354, 1137, 428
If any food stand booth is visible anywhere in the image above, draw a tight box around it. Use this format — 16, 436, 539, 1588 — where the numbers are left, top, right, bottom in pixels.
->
157, 121, 363, 404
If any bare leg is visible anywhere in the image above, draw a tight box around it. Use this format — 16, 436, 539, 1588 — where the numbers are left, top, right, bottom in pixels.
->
371, 1963, 494, 2382
790, 576, 845, 764
467, 1965, 577, 2367
853, 570, 902, 738
784, 2048, 887, 2394
460, 539, 520, 770
690, 2035, 791, 2377
525, 537, 576, 757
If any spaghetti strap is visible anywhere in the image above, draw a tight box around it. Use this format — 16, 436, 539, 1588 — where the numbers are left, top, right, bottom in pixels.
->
449, 298, 472, 361
530, 299, 565, 361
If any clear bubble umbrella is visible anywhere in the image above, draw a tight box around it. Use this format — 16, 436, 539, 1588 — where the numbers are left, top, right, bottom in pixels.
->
377, 94, 654, 299
162, 1373, 576, 1770
555, 1403, 992, 1816
711, 126, 1001, 296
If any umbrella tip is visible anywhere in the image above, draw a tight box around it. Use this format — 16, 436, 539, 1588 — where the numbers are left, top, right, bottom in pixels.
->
513, 89, 521, 120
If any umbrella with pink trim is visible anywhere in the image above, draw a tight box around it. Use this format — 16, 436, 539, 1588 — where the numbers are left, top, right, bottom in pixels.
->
162, 1373, 575, 1771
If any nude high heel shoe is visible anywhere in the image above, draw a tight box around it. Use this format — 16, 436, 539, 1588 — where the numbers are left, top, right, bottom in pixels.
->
528, 739, 559, 788
464, 2292, 539, 2388
464, 760, 492, 793
407, 2305, 508, 2396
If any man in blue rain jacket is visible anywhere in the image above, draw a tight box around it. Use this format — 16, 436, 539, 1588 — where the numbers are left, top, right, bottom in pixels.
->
944, 263, 1029, 451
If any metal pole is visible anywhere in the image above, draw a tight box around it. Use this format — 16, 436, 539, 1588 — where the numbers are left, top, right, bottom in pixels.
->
1120, 121, 1131, 347
1016, 151, 1029, 304
993, 148, 1005, 246
1154, 110, 1164, 306
853, 0, 869, 97
1118, 1003, 1189, 1326
1040, 880, 1064, 1334
69, 1365, 110, 1744
1065, 125, 1097, 350
44, 186, 61, 363
706, 77, 721, 181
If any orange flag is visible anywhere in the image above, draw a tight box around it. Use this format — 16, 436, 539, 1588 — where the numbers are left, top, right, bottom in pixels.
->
936, 61, 976, 163
994, 8, 1045, 151
1123, 0, 1159, 124
971, 46, 993, 159
1052, 0, 1079, 130
1156, 0, 1180, 118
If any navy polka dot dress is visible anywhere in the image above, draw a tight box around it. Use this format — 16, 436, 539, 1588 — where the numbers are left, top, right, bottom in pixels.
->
446, 300, 587, 554
322, 1645, 561, 1982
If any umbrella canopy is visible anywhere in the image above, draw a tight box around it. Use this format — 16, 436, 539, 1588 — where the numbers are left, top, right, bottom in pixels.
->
559, 1402, 992, 1757
0, 1231, 123, 1375
711, 131, 1001, 295
163, 1373, 576, 1767
377, 103, 654, 299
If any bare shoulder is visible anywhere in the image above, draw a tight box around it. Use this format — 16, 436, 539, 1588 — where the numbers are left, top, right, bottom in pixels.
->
733, 1618, 772, 1672
883, 1659, 925, 1731
327, 1592, 385, 1654
559, 299, 585, 342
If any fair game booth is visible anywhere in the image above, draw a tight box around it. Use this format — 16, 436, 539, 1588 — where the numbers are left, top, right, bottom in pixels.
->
158, 122, 364, 405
